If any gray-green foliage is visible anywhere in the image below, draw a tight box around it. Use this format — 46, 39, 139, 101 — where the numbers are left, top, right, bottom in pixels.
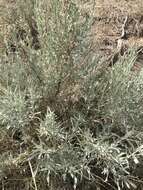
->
0, 0, 143, 190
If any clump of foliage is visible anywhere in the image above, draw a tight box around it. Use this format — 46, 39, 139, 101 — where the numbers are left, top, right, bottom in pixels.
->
0, 0, 143, 190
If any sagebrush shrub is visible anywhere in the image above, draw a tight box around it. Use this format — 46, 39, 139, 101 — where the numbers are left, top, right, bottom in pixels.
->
0, 1, 143, 190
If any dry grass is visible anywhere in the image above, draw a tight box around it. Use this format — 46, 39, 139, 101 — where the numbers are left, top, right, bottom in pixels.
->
0, 0, 16, 53
95, 0, 143, 16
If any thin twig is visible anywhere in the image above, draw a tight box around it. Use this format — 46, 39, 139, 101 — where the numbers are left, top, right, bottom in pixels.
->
28, 160, 38, 190
120, 16, 128, 39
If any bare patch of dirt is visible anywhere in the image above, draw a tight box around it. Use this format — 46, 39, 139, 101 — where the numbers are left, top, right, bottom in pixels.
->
82, 0, 143, 58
